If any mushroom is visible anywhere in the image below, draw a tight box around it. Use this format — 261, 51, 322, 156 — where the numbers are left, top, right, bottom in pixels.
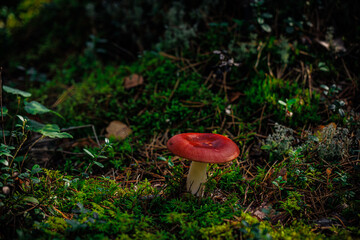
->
167, 133, 240, 196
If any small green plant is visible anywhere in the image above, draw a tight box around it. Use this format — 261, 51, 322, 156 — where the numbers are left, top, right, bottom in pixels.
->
82, 138, 113, 176
0, 85, 72, 238
242, 75, 321, 126
280, 191, 304, 216
278, 98, 297, 118
272, 175, 287, 191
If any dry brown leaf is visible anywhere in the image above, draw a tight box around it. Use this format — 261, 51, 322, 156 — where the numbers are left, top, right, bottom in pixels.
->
105, 121, 132, 140
124, 74, 144, 89
253, 209, 267, 220
252, 204, 275, 220
228, 91, 244, 103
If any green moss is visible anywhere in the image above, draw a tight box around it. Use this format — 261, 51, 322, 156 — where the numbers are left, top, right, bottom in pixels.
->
242, 74, 321, 126
28, 170, 345, 239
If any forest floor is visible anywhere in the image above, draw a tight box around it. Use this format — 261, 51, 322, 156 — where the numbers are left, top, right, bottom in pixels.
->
1, 1, 360, 239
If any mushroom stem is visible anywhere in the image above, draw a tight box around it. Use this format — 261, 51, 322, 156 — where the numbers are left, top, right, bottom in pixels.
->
186, 161, 208, 196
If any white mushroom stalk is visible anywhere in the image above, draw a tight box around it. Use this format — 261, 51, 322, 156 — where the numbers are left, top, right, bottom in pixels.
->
167, 133, 240, 197
186, 161, 208, 196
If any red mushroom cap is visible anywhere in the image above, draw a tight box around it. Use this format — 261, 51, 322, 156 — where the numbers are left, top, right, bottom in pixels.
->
167, 133, 240, 163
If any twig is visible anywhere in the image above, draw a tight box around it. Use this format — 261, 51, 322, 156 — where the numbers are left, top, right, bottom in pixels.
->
9, 133, 28, 169
53, 206, 71, 219
61, 124, 100, 147
168, 78, 181, 101
222, 71, 228, 101
30, 148, 85, 156
306, 66, 313, 98
20, 135, 45, 171
258, 104, 266, 133
254, 42, 265, 72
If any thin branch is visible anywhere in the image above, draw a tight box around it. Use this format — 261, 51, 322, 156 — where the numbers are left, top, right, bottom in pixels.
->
20, 135, 45, 171
61, 124, 100, 147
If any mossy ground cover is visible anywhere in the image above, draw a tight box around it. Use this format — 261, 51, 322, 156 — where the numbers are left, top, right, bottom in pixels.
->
1, 1, 360, 239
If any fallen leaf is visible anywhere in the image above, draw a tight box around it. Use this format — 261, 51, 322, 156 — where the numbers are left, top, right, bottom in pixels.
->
253, 209, 266, 219
124, 74, 144, 89
228, 91, 244, 103
252, 203, 275, 220
105, 121, 132, 140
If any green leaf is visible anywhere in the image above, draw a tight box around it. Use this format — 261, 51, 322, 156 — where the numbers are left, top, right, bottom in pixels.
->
41, 131, 73, 139
157, 156, 167, 161
19, 172, 30, 179
27, 120, 44, 132
31, 177, 40, 184
93, 161, 104, 168
24, 101, 63, 119
0, 143, 15, 150
3, 85, 31, 97
261, 23, 271, 32
24, 101, 51, 115
257, 17, 264, 24
278, 100, 287, 106
320, 84, 329, 91
17, 115, 26, 123
0, 144, 14, 158
318, 62, 329, 72
31, 164, 42, 175
28, 120, 73, 139
272, 180, 279, 187
1, 173, 11, 179
23, 196, 39, 204
0, 152, 12, 157
261, 145, 272, 150
287, 99, 297, 106
338, 108, 345, 117
84, 149, 95, 158
159, 156, 174, 167
167, 157, 174, 167
63, 178, 71, 183
262, 13, 273, 18
0, 159, 9, 166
